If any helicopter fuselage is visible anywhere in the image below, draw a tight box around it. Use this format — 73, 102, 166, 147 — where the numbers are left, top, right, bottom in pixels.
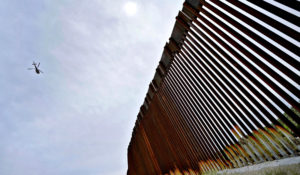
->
34, 65, 40, 74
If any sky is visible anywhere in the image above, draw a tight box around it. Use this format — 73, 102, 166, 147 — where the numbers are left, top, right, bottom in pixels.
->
0, 0, 183, 174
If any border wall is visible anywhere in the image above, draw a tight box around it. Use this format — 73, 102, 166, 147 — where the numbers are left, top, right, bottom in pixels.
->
127, 1, 300, 174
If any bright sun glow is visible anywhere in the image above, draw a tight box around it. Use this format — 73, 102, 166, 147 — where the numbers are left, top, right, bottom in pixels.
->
124, 2, 137, 16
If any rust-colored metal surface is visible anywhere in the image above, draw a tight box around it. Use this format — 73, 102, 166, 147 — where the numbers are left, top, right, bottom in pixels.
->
127, 1, 300, 174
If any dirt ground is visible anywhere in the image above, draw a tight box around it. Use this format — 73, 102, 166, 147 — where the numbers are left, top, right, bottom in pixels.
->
217, 163, 300, 175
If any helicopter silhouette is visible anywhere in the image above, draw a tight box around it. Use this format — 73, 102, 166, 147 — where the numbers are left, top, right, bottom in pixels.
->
28, 61, 43, 74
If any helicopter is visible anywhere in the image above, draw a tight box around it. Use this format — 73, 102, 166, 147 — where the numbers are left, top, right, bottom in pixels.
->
28, 61, 43, 74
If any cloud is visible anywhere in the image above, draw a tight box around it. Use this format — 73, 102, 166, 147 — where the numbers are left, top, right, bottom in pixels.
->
0, 0, 183, 174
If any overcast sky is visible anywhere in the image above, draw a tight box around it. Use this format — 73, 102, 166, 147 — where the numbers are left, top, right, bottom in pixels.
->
0, 0, 183, 174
